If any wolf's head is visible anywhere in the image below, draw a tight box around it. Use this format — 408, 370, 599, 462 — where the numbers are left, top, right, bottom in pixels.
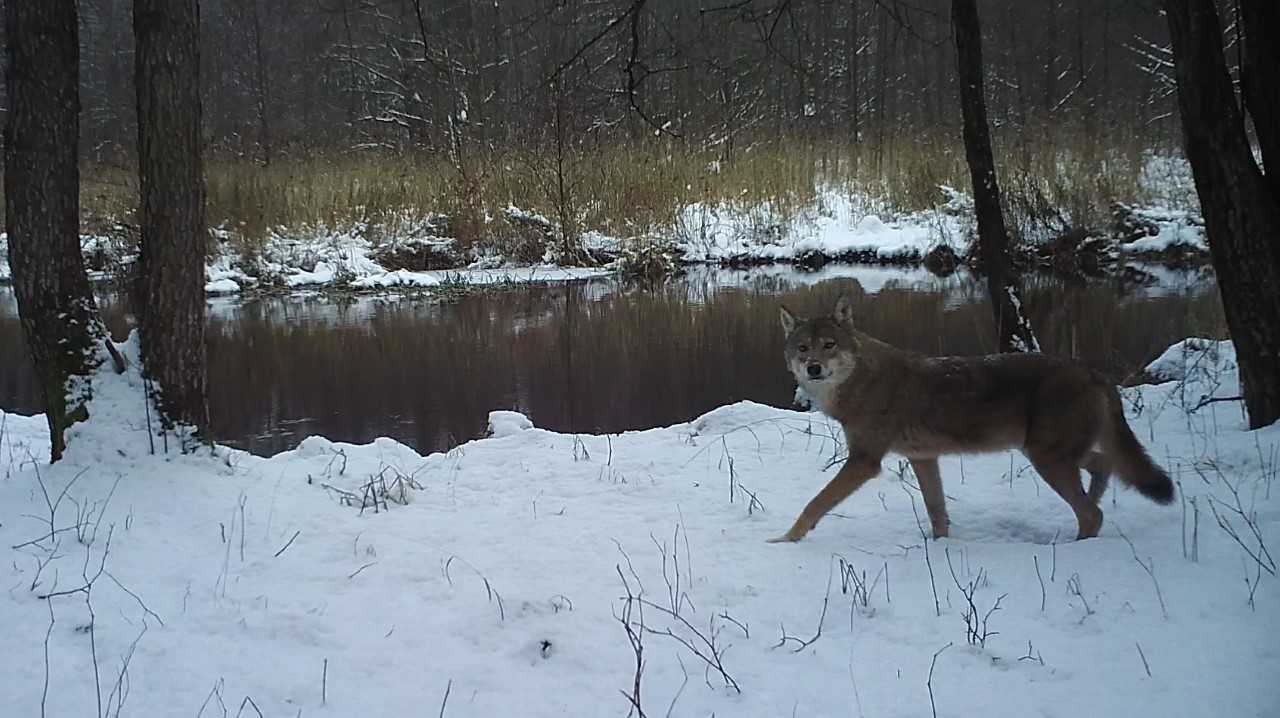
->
779, 294, 860, 385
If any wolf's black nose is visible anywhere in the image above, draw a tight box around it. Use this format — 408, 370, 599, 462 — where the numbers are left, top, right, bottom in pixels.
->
806, 363, 822, 378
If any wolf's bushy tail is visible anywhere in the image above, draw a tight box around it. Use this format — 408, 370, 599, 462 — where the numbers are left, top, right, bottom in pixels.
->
1106, 389, 1175, 504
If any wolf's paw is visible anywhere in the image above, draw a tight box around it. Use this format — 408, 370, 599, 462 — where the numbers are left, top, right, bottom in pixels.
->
767, 529, 806, 543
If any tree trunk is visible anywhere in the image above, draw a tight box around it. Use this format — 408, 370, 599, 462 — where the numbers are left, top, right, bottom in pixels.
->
951, 0, 1039, 354
4, 0, 106, 462
1238, 0, 1279, 201
249, 0, 273, 166
1165, 0, 1280, 429
134, 0, 210, 436
846, 0, 860, 141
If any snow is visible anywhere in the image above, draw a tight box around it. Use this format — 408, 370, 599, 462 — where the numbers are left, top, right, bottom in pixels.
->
349, 266, 611, 289
1146, 337, 1232, 381
198, 223, 611, 295
674, 188, 969, 264
1118, 206, 1208, 254
204, 278, 241, 295
2, 337, 1277, 716
486, 410, 534, 437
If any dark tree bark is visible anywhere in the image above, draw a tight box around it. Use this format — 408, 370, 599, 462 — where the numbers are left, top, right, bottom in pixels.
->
1165, 0, 1280, 429
951, 0, 1039, 353
4, 0, 106, 462
248, 0, 273, 166
134, 0, 210, 435
1238, 0, 1279, 201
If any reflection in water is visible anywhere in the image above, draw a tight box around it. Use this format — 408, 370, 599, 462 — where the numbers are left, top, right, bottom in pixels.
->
0, 267, 1224, 456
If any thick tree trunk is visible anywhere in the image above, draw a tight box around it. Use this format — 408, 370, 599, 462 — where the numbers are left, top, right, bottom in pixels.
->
4, 0, 105, 462
951, 0, 1039, 353
134, 0, 210, 435
1165, 0, 1280, 429
1238, 0, 1279, 201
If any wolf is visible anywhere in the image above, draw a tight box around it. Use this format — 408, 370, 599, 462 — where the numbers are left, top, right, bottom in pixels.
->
770, 294, 1174, 543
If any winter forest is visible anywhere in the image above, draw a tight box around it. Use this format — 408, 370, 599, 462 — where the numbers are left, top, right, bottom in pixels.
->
1, 1, 1278, 716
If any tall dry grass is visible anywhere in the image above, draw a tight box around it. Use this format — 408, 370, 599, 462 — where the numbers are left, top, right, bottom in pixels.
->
73, 129, 1183, 253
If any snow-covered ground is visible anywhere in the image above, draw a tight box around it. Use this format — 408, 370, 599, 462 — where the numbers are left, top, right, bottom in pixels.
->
1, 336, 1276, 716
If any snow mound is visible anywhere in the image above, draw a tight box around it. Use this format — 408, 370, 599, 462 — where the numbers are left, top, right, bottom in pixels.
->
487, 410, 534, 437
1118, 206, 1207, 253
1145, 337, 1236, 386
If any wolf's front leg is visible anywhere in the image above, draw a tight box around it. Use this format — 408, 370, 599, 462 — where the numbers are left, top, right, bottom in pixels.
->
769, 454, 883, 542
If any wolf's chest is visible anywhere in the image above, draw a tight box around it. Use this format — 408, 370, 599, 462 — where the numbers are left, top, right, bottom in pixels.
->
800, 378, 844, 416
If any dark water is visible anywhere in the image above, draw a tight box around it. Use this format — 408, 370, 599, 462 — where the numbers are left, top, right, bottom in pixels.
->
0, 266, 1225, 456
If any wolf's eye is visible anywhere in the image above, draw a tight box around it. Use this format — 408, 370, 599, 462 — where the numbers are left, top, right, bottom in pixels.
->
823, 340, 836, 349
797, 344, 809, 353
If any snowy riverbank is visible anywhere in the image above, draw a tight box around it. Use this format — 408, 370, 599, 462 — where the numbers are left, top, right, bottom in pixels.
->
0, 167, 1209, 298
1, 336, 1275, 716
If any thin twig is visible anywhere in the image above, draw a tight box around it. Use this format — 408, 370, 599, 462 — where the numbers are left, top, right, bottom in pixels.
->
1136, 642, 1152, 677
439, 679, 452, 717
928, 642, 952, 718
273, 530, 301, 558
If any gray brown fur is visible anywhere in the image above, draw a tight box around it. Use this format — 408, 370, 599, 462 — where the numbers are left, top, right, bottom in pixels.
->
771, 295, 1174, 543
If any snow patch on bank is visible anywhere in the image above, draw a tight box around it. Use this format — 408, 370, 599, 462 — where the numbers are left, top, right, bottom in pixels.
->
674, 186, 970, 264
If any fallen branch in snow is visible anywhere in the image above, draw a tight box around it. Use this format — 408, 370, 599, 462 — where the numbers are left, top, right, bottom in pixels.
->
616, 565, 648, 718
442, 555, 506, 621
615, 542, 740, 695
945, 548, 1005, 650
103, 622, 148, 718
196, 678, 228, 718
640, 599, 740, 694
273, 530, 301, 558
439, 678, 452, 717
1066, 573, 1095, 624
774, 561, 834, 655
719, 611, 749, 638
1136, 642, 1153, 677
651, 522, 695, 618
1187, 394, 1243, 414
41, 600, 53, 718
320, 482, 360, 506
903, 482, 941, 617
664, 656, 690, 718
927, 642, 952, 718
1179, 482, 1202, 563
235, 695, 264, 718
1019, 640, 1044, 666
1033, 555, 1046, 612
1204, 471, 1276, 578
1116, 527, 1169, 620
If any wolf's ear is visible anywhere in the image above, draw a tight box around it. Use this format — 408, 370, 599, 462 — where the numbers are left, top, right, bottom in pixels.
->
779, 305, 797, 335
833, 293, 856, 326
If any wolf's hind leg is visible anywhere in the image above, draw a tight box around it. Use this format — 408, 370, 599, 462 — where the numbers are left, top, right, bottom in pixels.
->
1082, 451, 1112, 505
909, 458, 949, 538
1026, 450, 1103, 539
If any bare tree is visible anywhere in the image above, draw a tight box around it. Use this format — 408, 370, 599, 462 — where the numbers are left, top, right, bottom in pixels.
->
1164, 0, 1280, 428
4, 0, 107, 461
951, 0, 1038, 353
134, 0, 210, 435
